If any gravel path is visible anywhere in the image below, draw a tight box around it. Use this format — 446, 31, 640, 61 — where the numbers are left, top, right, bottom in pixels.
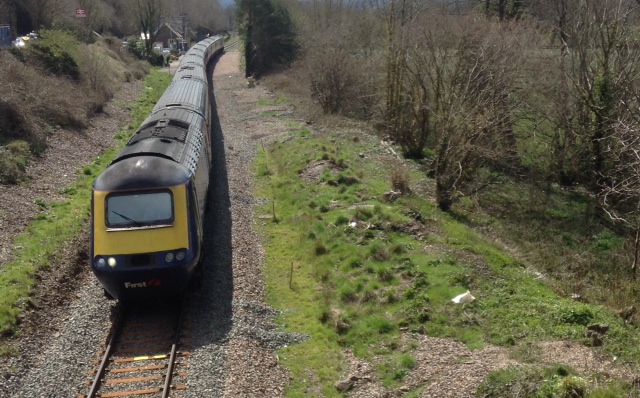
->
0, 47, 636, 398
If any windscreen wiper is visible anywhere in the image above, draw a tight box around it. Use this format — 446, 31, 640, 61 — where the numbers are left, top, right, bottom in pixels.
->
111, 211, 143, 227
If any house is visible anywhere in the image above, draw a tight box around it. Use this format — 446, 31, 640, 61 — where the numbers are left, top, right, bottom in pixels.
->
153, 19, 192, 53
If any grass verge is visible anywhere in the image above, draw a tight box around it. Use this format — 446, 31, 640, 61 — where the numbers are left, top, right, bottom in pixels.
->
0, 69, 172, 336
253, 96, 640, 396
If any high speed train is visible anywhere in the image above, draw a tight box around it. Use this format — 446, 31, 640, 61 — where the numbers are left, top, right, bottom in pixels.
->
90, 36, 224, 300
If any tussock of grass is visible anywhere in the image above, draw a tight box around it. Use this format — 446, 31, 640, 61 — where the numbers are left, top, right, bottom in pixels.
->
0, 141, 31, 184
254, 110, 640, 395
0, 70, 171, 336
478, 364, 634, 397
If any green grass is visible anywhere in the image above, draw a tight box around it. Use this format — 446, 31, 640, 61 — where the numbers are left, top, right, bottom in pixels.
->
253, 110, 640, 395
258, 93, 288, 106
0, 69, 171, 336
477, 364, 636, 397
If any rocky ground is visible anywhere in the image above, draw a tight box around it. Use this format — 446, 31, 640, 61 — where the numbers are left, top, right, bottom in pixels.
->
0, 47, 637, 398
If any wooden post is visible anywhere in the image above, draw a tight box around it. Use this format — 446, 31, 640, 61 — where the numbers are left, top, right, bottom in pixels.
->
289, 262, 294, 289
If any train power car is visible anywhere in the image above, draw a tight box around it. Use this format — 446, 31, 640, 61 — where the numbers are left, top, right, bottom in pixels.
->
90, 36, 224, 300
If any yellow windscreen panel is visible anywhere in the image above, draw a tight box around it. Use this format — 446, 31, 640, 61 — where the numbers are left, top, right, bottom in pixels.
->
93, 185, 190, 255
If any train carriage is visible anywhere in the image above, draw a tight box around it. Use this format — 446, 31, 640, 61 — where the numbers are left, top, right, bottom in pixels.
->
172, 62, 208, 83
90, 36, 224, 300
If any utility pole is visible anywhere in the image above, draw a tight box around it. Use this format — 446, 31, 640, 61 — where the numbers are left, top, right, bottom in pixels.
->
181, 13, 187, 51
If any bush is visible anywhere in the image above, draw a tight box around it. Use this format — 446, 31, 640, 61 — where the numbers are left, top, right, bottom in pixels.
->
301, 25, 383, 119
80, 45, 115, 111
1, 33, 87, 144
391, 164, 411, 194
126, 37, 146, 60
0, 93, 46, 155
0, 141, 31, 184
307, 46, 358, 115
26, 30, 80, 80
0, 100, 33, 144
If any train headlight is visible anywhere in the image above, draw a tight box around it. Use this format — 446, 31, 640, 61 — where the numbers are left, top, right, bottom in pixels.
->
165, 252, 175, 263
176, 251, 186, 261
96, 258, 106, 268
107, 257, 117, 268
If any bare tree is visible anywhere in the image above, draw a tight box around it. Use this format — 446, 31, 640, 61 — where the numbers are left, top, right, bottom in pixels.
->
529, 0, 571, 51
292, 0, 384, 118
135, 0, 165, 57
380, 0, 423, 156
18, 0, 65, 30
165, 0, 227, 32
405, 15, 524, 210
600, 119, 640, 280
530, 1, 640, 191
481, 0, 524, 21
66, 0, 113, 41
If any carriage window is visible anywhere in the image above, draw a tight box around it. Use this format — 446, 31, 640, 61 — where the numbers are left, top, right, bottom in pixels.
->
106, 190, 174, 228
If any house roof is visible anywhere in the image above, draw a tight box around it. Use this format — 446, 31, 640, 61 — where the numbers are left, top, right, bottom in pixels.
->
155, 22, 183, 38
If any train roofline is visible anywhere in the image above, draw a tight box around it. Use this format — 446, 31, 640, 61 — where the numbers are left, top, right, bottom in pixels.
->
93, 155, 191, 191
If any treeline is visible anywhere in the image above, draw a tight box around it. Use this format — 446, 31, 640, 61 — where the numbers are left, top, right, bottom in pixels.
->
235, 0, 640, 243
0, 0, 233, 41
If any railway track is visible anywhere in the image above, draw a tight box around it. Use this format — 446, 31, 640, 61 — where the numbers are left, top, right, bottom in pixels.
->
78, 297, 191, 398
224, 40, 238, 50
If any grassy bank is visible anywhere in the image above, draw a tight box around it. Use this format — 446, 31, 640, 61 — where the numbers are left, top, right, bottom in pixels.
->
253, 99, 640, 396
0, 69, 172, 337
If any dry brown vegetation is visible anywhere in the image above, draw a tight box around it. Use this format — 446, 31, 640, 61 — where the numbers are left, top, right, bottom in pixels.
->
260, 0, 640, 372
286, 0, 640, 215
0, 32, 148, 184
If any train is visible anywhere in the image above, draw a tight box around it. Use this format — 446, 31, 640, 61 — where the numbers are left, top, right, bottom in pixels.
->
90, 35, 224, 300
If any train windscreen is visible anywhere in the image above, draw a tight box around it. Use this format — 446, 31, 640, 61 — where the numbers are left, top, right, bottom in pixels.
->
106, 190, 174, 228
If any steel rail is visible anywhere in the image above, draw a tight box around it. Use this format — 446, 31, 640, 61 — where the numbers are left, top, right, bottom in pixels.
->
85, 304, 125, 398
162, 296, 187, 398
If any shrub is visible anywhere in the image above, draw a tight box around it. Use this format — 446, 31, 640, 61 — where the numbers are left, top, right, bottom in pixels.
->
126, 37, 146, 59
0, 30, 151, 185
1, 42, 88, 136
553, 304, 595, 326
130, 60, 150, 80
307, 46, 358, 115
391, 164, 411, 194
370, 243, 391, 261
314, 240, 328, 255
7, 140, 30, 155
0, 100, 34, 144
559, 376, 586, 398
368, 316, 395, 334
26, 30, 80, 80
303, 28, 382, 118
0, 141, 31, 184
78, 43, 120, 113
